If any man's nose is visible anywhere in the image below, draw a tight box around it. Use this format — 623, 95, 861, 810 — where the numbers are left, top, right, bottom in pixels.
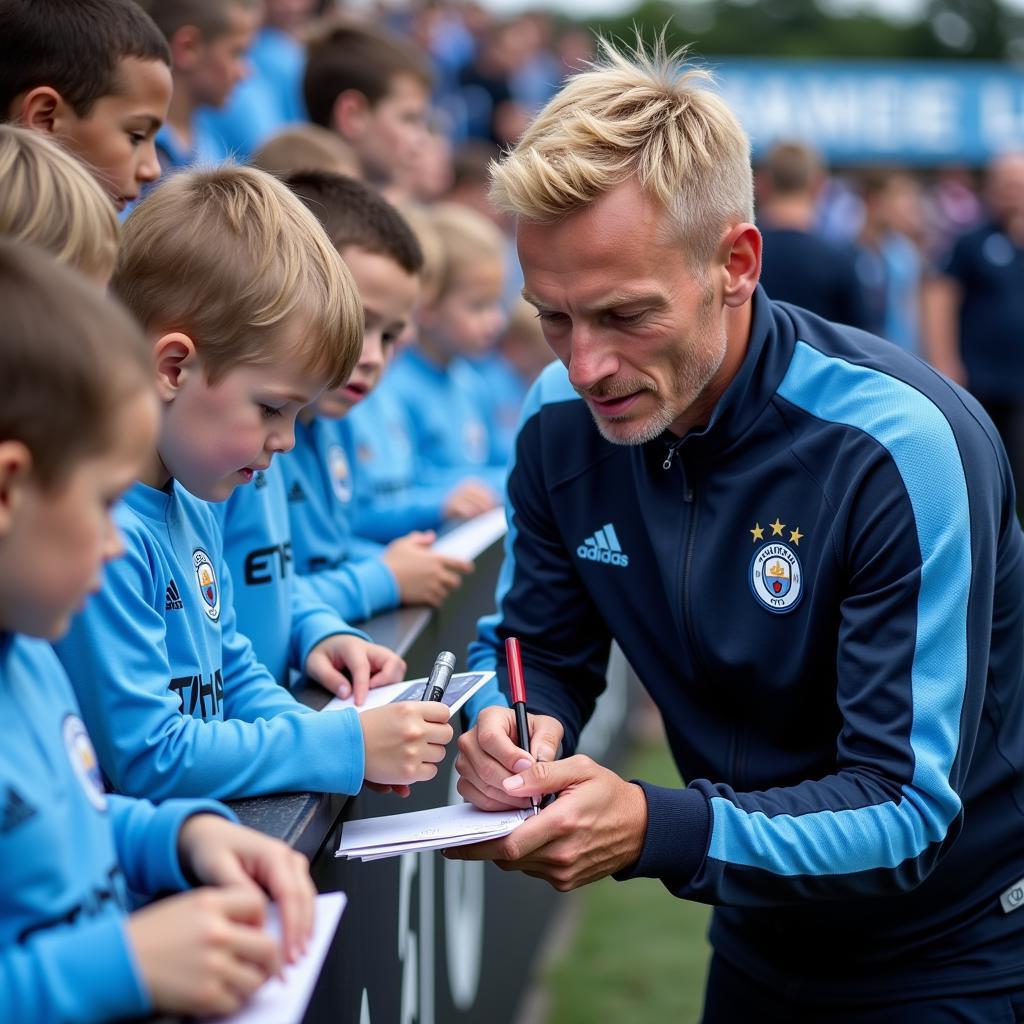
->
567, 326, 618, 392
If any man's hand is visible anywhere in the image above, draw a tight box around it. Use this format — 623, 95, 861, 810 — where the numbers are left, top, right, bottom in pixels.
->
444, 756, 648, 891
455, 705, 563, 811
305, 634, 406, 704
177, 814, 316, 964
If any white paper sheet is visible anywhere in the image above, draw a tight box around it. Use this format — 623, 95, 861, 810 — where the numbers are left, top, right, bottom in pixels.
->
432, 507, 507, 561
336, 803, 529, 862
322, 670, 494, 717
209, 891, 346, 1024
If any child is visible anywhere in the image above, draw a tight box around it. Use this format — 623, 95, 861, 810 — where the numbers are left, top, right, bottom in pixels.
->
0, 0, 172, 210
0, 123, 119, 282
0, 239, 317, 1020
54, 165, 452, 801
280, 170, 473, 615
302, 20, 432, 196
370, 202, 508, 499
139, 0, 260, 173
251, 123, 360, 181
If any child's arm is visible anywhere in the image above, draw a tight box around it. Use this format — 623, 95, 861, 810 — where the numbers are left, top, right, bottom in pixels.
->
297, 552, 401, 621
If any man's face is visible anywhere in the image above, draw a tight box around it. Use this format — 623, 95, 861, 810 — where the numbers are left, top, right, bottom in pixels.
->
53, 57, 172, 210
314, 246, 420, 419
159, 328, 324, 501
518, 178, 728, 445
188, 5, 260, 109
0, 390, 159, 639
355, 74, 429, 187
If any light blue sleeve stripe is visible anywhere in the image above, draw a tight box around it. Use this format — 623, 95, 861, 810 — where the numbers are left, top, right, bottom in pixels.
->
708, 340, 969, 876
470, 362, 580, 670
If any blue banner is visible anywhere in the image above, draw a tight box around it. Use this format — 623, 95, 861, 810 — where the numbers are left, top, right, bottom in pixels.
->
705, 58, 1024, 164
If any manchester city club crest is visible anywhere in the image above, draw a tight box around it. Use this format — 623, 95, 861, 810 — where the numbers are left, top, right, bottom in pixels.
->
328, 444, 352, 504
193, 547, 220, 621
748, 517, 804, 613
62, 714, 107, 811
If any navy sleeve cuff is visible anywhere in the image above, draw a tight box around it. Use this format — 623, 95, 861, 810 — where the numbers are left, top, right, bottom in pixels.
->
614, 781, 711, 885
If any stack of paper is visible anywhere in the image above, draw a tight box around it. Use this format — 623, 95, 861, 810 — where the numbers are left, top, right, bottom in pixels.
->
323, 670, 494, 717
336, 803, 530, 862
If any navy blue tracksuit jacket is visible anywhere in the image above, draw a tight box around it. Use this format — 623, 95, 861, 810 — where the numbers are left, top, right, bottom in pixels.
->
469, 287, 1024, 1001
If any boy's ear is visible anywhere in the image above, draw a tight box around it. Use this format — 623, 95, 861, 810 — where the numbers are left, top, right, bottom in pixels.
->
331, 89, 371, 141
15, 86, 67, 135
0, 441, 33, 538
168, 24, 206, 73
152, 332, 199, 402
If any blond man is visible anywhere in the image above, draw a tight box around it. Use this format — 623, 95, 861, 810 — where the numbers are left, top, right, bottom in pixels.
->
451, 39, 1024, 1022
54, 166, 452, 803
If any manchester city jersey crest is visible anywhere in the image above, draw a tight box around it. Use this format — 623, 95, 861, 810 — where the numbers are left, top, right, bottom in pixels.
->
62, 714, 107, 811
748, 518, 804, 613
192, 547, 220, 621
328, 444, 352, 504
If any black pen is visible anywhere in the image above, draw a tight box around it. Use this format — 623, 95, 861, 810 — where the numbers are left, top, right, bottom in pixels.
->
505, 636, 540, 816
421, 650, 456, 703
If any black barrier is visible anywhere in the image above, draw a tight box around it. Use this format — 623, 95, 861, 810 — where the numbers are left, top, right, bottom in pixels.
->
226, 534, 633, 1024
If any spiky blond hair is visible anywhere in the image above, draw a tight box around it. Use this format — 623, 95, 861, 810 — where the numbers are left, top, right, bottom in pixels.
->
489, 36, 753, 267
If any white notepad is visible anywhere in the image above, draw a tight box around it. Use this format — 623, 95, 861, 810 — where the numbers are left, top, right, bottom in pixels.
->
336, 803, 529, 862
323, 670, 494, 717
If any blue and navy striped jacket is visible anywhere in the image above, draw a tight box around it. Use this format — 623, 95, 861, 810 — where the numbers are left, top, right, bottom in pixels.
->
469, 287, 1024, 999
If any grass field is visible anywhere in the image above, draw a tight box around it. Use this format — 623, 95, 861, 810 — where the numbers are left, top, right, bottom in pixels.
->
540, 738, 712, 1024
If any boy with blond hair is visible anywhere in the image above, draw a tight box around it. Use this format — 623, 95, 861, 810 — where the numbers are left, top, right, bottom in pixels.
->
0, 0, 172, 210
0, 240, 318, 1020
55, 165, 452, 801
0, 123, 119, 282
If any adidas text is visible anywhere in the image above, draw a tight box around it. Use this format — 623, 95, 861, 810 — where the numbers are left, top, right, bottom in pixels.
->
576, 544, 629, 567
576, 523, 629, 567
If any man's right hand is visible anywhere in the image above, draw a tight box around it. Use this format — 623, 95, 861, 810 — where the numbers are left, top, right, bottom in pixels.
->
455, 705, 564, 811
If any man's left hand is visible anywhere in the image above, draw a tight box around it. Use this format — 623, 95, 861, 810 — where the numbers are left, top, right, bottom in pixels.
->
443, 756, 648, 891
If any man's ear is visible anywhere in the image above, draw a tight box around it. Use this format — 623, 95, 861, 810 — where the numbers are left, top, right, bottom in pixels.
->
331, 89, 370, 141
717, 222, 762, 309
152, 332, 198, 403
14, 86, 66, 135
0, 441, 33, 538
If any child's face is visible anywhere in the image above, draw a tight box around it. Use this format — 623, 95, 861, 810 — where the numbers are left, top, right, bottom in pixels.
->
0, 391, 159, 639
159, 331, 325, 502
419, 260, 506, 359
356, 74, 429, 186
186, 5, 260, 109
313, 246, 419, 419
55, 57, 172, 211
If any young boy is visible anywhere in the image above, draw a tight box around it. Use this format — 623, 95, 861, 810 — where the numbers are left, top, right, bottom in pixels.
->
0, 239, 317, 1020
0, 0, 172, 210
54, 165, 452, 802
302, 21, 432, 197
0, 123, 119, 283
139, 0, 260, 173
368, 202, 509, 499
280, 170, 473, 615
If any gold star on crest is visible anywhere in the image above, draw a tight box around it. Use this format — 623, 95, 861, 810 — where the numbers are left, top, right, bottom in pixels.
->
789, 526, 803, 545
770, 518, 785, 536
750, 522, 764, 542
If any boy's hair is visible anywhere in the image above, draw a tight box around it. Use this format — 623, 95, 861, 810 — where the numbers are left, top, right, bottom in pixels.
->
251, 124, 360, 180
113, 165, 362, 389
0, 0, 170, 119
286, 170, 423, 275
396, 202, 444, 305
488, 36, 753, 269
761, 140, 822, 196
138, 0, 261, 42
0, 239, 151, 489
428, 202, 505, 299
0, 124, 119, 279
303, 20, 433, 130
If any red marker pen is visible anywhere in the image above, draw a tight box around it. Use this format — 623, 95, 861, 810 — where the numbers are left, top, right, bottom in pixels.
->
505, 636, 540, 816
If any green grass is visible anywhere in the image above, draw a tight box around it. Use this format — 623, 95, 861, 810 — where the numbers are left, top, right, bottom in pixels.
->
541, 739, 711, 1024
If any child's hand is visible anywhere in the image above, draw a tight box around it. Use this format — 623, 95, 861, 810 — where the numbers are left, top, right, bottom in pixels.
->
383, 531, 473, 607
306, 634, 406, 703
443, 480, 500, 520
361, 701, 453, 785
127, 886, 279, 1016
176, 814, 316, 964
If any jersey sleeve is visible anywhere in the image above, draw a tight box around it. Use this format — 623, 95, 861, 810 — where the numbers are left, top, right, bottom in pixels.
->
287, 573, 368, 673
297, 557, 400, 623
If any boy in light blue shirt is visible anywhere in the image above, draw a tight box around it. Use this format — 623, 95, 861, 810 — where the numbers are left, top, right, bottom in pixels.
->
0, 240, 317, 1022
55, 166, 452, 802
